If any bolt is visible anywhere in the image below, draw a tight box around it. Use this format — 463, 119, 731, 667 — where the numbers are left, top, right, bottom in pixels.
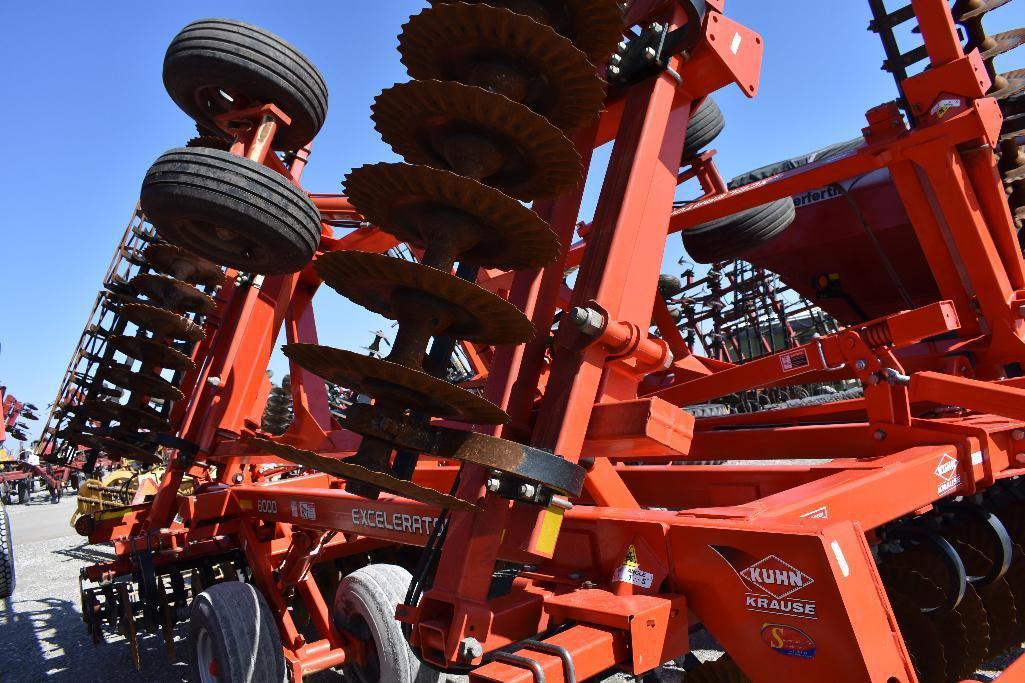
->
609, 53, 623, 65
232, 473, 244, 484
207, 376, 221, 388
518, 482, 537, 499
873, 429, 887, 441
854, 359, 867, 371
1013, 429, 1025, 441
485, 477, 501, 493
644, 46, 657, 60
569, 306, 605, 337
608, 65, 621, 76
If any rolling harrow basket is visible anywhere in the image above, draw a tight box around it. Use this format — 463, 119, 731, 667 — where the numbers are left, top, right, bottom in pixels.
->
45, 0, 1025, 681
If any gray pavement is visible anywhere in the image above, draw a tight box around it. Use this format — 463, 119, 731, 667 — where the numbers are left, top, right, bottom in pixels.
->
0, 492, 1017, 681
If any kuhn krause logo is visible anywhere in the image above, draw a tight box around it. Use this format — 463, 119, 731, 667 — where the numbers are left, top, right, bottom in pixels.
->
935, 453, 961, 496
740, 555, 817, 619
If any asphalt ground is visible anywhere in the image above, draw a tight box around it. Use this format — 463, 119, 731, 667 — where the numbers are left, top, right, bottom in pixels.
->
0, 490, 1018, 681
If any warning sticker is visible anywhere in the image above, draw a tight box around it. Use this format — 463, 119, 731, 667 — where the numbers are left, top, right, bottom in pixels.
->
613, 565, 654, 588
624, 545, 639, 568
780, 349, 810, 373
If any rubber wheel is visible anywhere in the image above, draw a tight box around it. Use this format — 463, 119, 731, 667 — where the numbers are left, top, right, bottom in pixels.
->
682, 197, 796, 264
188, 581, 285, 683
333, 564, 442, 683
0, 483, 11, 506
681, 96, 726, 160
17, 480, 29, 505
0, 500, 15, 598
658, 273, 684, 298
685, 403, 729, 418
163, 18, 328, 150
140, 147, 322, 274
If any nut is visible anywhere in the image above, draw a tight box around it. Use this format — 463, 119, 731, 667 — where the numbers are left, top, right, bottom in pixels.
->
569, 306, 605, 337
485, 477, 502, 493
518, 482, 538, 499
873, 429, 887, 441
1013, 429, 1025, 441
854, 359, 867, 371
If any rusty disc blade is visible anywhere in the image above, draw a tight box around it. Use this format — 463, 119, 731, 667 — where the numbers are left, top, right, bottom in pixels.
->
372, 80, 583, 200
344, 162, 558, 270
954, 541, 1023, 654
119, 303, 205, 341
142, 243, 225, 286
992, 70, 1025, 101
56, 427, 107, 450
106, 335, 196, 372
884, 544, 992, 669
315, 251, 534, 345
399, 3, 604, 130
283, 344, 508, 424
957, 0, 1015, 21
99, 437, 161, 464
100, 366, 185, 403
245, 437, 476, 510
430, 0, 625, 65
130, 274, 217, 314
888, 588, 949, 683
70, 400, 171, 431
880, 563, 974, 679
980, 27, 1025, 60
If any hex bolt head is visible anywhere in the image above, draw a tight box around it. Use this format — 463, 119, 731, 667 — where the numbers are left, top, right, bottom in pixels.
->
643, 46, 657, 60
873, 429, 887, 441
518, 482, 537, 499
854, 359, 867, 371
458, 637, 484, 662
569, 306, 605, 337
232, 472, 244, 484
207, 376, 221, 388
485, 477, 501, 493
1014, 429, 1025, 441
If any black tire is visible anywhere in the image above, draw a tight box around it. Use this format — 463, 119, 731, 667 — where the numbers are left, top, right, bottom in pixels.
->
682, 197, 796, 264
188, 581, 285, 683
0, 500, 15, 598
17, 480, 29, 505
163, 18, 328, 150
141, 147, 322, 274
333, 564, 442, 683
658, 273, 684, 298
681, 96, 725, 160
0, 483, 11, 507
685, 403, 730, 418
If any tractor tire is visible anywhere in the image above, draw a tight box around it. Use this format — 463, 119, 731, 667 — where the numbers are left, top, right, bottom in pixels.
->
658, 273, 684, 298
685, 403, 730, 418
682, 197, 796, 264
140, 147, 322, 274
188, 581, 286, 683
0, 483, 11, 506
681, 96, 726, 160
0, 499, 15, 598
162, 18, 328, 150
17, 480, 29, 505
334, 564, 442, 683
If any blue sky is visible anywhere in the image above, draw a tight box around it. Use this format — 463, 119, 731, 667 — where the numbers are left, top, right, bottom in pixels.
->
0, 1, 1016, 443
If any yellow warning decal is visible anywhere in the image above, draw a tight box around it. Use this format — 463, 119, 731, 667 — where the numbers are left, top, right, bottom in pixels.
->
238, 499, 253, 511
625, 544, 639, 568
534, 505, 565, 555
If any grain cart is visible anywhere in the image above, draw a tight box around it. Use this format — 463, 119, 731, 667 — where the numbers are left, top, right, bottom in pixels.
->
56, 1, 1025, 682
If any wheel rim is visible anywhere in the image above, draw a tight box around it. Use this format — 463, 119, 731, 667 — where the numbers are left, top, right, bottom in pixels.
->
195, 626, 221, 682
343, 613, 381, 683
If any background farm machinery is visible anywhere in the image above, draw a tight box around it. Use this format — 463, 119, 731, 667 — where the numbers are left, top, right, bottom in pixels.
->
33, 0, 1025, 682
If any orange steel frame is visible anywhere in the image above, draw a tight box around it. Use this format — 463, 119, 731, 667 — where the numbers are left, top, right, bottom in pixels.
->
78, 1, 1025, 681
